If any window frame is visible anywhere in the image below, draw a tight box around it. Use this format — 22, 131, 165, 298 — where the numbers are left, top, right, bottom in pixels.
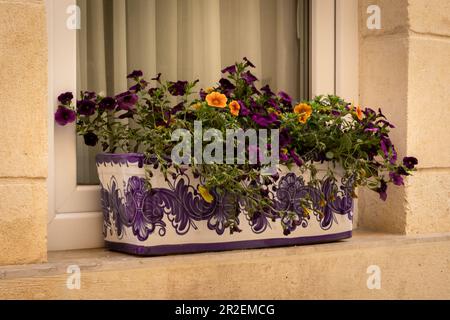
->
47, 0, 359, 251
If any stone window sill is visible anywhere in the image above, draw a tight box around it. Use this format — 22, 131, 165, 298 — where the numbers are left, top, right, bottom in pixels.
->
1, 230, 449, 299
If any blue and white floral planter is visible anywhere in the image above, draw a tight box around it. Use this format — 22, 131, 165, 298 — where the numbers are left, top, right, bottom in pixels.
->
97, 153, 354, 256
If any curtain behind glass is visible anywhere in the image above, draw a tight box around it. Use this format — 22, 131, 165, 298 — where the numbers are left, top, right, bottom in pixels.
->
76, 0, 309, 185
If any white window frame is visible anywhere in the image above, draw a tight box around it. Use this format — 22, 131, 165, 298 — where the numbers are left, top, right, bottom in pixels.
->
47, 0, 359, 251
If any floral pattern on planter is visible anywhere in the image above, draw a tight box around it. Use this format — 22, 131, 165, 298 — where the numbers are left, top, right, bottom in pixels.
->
100, 170, 354, 240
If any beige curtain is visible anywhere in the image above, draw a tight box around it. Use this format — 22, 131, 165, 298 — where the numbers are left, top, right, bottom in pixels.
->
77, 0, 304, 185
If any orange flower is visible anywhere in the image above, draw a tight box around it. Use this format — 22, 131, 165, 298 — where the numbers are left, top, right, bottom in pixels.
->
229, 100, 241, 117
298, 114, 310, 124
206, 92, 227, 108
356, 105, 364, 121
294, 103, 312, 124
294, 103, 312, 116
192, 102, 202, 110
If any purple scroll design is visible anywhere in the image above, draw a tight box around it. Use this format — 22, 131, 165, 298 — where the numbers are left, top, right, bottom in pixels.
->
100, 187, 112, 236
206, 189, 240, 235
108, 177, 129, 239
272, 173, 311, 233
325, 175, 355, 221
151, 175, 216, 236
124, 176, 167, 241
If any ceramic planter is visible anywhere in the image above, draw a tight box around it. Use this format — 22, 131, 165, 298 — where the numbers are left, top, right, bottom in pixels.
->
96, 153, 353, 256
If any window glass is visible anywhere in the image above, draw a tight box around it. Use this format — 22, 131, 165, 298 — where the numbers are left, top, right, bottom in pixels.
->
76, 0, 310, 185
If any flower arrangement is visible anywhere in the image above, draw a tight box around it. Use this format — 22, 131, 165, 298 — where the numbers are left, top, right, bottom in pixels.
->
55, 58, 418, 234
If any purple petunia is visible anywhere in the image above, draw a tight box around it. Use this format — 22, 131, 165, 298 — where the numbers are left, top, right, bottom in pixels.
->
116, 92, 138, 111
238, 101, 250, 116
168, 80, 188, 96
279, 128, 292, 148
243, 57, 256, 68
290, 150, 304, 166
364, 122, 379, 133
98, 97, 117, 111
82, 91, 96, 100
57, 92, 74, 105
54, 106, 76, 126
129, 80, 148, 92
241, 71, 258, 85
199, 88, 207, 100
251, 113, 279, 128
403, 157, 418, 170
221, 65, 237, 74
377, 179, 388, 201
261, 85, 275, 96
278, 91, 292, 105
170, 102, 184, 115
151, 73, 162, 82
83, 131, 99, 147
219, 78, 235, 90
389, 172, 404, 186
376, 119, 395, 128
77, 99, 96, 116
127, 70, 143, 79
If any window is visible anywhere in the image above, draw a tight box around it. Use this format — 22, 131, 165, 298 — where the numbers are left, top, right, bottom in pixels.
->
47, 0, 358, 251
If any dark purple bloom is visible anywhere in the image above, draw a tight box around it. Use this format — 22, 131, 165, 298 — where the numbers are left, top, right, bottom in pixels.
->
98, 97, 117, 111
378, 108, 387, 119
219, 78, 235, 90
148, 87, 158, 96
82, 91, 96, 100
83, 132, 98, 147
77, 99, 96, 116
290, 150, 304, 166
116, 92, 138, 111
278, 91, 292, 105
54, 106, 76, 126
129, 80, 148, 92
390, 145, 398, 164
127, 70, 143, 79
252, 115, 271, 128
261, 85, 275, 96
376, 119, 395, 128
377, 179, 388, 201
389, 172, 404, 186
251, 113, 279, 128
364, 122, 379, 133
171, 102, 184, 115
279, 128, 292, 148
267, 98, 281, 111
238, 101, 250, 116
57, 92, 74, 105
168, 80, 188, 96
364, 107, 377, 117
243, 57, 256, 68
280, 152, 289, 162
331, 110, 341, 116
199, 89, 207, 100
241, 71, 258, 85
397, 166, 410, 176
380, 136, 392, 159
403, 157, 418, 170
152, 73, 162, 82
221, 65, 237, 74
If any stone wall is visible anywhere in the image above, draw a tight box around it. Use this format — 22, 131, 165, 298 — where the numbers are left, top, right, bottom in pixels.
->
358, 0, 450, 234
0, 0, 48, 265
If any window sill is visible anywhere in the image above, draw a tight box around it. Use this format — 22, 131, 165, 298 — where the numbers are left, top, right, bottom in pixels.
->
1, 230, 449, 299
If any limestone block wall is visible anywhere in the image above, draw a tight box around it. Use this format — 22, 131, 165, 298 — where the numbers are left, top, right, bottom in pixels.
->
0, 0, 48, 265
358, 0, 450, 234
